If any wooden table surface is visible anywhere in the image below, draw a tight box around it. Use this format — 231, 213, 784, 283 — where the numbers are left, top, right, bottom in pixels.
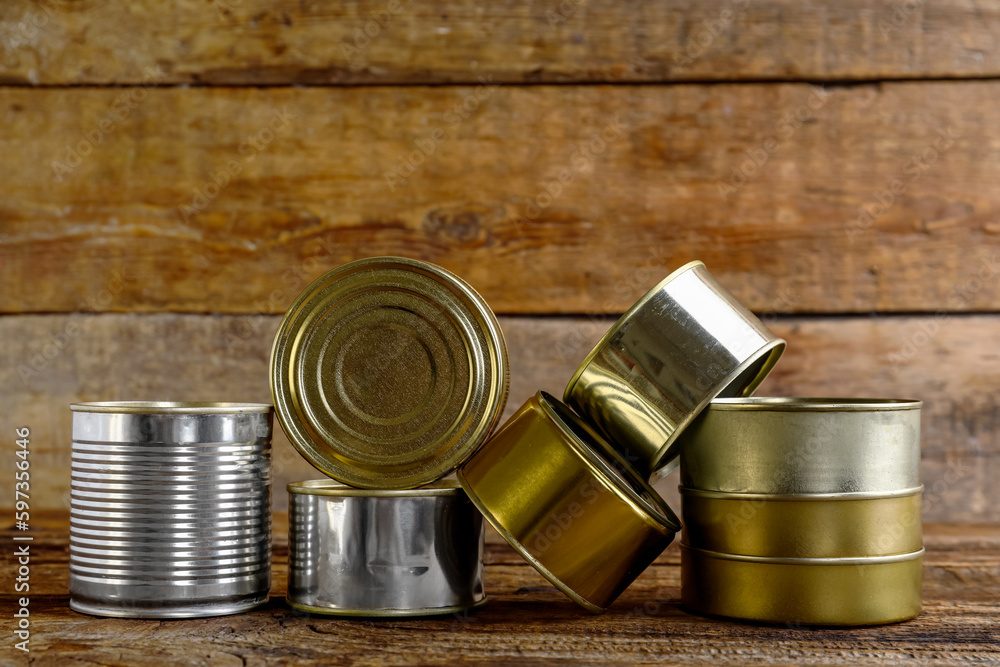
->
4, 511, 998, 666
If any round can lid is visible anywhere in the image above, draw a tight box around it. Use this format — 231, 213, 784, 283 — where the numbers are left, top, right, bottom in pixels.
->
270, 256, 509, 489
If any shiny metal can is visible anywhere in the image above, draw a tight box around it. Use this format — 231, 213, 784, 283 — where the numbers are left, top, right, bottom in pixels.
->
680, 545, 924, 626
286, 480, 486, 616
680, 487, 924, 558
679, 398, 922, 494
564, 261, 785, 479
271, 256, 509, 489
69, 402, 273, 619
457, 391, 680, 612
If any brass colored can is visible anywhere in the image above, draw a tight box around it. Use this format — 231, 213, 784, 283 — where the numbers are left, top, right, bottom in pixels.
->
457, 391, 680, 612
679, 398, 922, 494
680, 487, 923, 558
564, 261, 785, 478
680, 545, 923, 626
286, 480, 486, 617
271, 257, 509, 489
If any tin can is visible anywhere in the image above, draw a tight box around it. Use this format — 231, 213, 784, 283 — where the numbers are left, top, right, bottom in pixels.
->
457, 391, 680, 612
680, 545, 923, 626
680, 487, 923, 558
679, 398, 922, 494
271, 256, 509, 490
286, 480, 485, 616
69, 402, 273, 619
564, 261, 785, 478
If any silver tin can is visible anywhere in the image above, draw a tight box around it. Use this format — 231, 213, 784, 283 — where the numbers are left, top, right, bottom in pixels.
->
287, 480, 486, 616
679, 398, 922, 494
69, 402, 273, 618
564, 261, 785, 478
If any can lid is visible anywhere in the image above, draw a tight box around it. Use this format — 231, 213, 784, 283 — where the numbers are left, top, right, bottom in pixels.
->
271, 257, 509, 489
537, 392, 681, 532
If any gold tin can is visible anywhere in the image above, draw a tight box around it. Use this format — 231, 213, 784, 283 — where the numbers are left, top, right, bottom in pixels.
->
270, 257, 509, 489
680, 544, 924, 626
457, 391, 680, 612
679, 398, 922, 494
564, 261, 785, 479
680, 487, 923, 558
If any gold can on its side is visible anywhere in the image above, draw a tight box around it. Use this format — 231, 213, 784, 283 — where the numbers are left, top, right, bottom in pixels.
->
457, 391, 680, 613
564, 261, 785, 480
680, 545, 923, 626
680, 487, 923, 558
270, 256, 509, 490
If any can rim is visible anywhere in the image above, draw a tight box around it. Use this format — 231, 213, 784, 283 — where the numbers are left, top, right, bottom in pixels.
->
706, 397, 923, 411
285, 596, 487, 617
679, 543, 925, 566
536, 392, 681, 532
678, 485, 924, 501
563, 260, 706, 398
287, 478, 463, 497
70, 402, 273, 414
269, 256, 509, 489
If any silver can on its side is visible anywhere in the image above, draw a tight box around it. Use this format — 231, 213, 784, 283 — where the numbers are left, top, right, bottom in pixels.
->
287, 480, 486, 616
564, 261, 785, 479
69, 402, 273, 619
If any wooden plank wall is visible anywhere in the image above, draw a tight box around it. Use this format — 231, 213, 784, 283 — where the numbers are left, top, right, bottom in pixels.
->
1, 1, 997, 521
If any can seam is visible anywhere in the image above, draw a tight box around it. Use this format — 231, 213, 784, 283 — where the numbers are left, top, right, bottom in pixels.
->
678, 485, 924, 501
679, 543, 925, 565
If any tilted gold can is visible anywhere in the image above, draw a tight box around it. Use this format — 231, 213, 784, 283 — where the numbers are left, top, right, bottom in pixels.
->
457, 391, 680, 612
270, 256, 509, 490
564, 261, 785, 479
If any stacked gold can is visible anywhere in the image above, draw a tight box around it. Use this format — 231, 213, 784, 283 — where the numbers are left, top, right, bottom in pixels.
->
677, 398, 924, 626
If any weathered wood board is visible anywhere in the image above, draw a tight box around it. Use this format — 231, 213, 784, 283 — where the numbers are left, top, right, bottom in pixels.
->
2, 312, 996, 522
2, 1, 1000, 85
1, 513, 997, 666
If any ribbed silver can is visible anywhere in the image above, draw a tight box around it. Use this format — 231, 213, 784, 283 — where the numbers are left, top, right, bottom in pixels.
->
69, 402, 273, 618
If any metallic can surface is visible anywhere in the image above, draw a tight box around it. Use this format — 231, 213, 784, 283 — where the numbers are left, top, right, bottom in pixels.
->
680, 487, 923, 558
69, 402, 273, 619
286, 480, 485, 616
564, 261, 785, 478
679, 398, 922, 494
271, 256, 509, 490
457, 391, 680, 612
680, 545, 923, 626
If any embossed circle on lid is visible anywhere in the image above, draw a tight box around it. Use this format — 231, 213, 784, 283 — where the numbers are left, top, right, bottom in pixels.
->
271, 256, 509, 489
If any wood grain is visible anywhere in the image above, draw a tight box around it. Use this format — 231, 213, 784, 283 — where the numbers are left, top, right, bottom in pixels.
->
2, 312, 997, 522
2, 513, 997, 666
2, 82, 1000, 315
2, 1, 1000, 85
